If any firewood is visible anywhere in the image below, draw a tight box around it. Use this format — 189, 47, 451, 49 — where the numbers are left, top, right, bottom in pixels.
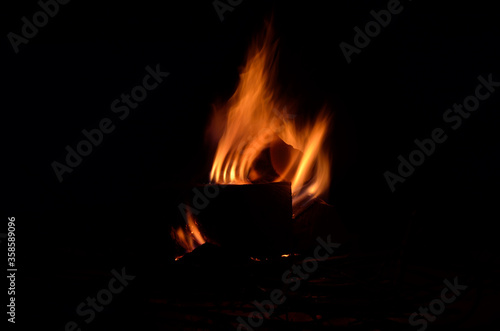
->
194, 182, 292, 256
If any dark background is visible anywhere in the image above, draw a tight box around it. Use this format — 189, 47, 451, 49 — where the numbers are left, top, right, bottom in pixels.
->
2, 0, 499, 329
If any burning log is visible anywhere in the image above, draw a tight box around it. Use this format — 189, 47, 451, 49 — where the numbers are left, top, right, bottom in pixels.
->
175, 24, 335, 259
193, 182, 292, 257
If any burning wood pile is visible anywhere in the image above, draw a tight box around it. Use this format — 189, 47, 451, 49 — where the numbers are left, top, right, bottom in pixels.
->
172, 23, 348, 258
166, 22, 355, 329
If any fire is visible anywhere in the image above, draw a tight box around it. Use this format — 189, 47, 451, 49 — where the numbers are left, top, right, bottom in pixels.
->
208, 24, 332, 208
173, 23, 332, 257
172, 209, 205, 255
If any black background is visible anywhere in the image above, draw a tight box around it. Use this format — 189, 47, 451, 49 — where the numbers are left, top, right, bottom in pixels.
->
2, 0, 500, 329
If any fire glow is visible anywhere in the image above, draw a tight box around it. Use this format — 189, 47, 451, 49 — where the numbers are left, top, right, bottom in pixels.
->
173, 209, 205, 255
207, 26, 332, 207
174, 24, 332, 254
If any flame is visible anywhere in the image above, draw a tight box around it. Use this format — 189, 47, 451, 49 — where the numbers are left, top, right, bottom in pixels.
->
208, 24, 332, 208
208, 27, 282, 185
172, 209, 205, 256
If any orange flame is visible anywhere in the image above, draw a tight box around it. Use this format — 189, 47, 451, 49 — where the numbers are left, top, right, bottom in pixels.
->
172, 209, 205, 256
208, 25, 332, 208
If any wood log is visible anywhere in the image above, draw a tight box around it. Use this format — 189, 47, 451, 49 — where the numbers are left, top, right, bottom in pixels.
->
193, 182, 292, 256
